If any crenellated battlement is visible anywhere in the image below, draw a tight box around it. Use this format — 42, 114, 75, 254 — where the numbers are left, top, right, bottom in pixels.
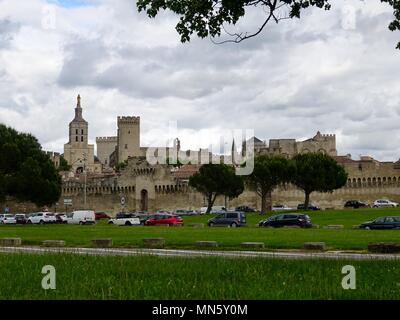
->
322, 134, 335, 138
45, 151, 60, 157
96, 136, 118, 142
117, 116, 140, 124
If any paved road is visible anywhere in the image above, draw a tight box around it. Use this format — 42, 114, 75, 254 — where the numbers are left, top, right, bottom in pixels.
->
1, 246, 400, 260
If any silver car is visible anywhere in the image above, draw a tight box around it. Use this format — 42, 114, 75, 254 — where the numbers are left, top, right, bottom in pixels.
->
0, 214, 17, 224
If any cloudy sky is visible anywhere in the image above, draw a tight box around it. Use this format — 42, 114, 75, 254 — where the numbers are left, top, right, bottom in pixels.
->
0, 0, 399, 160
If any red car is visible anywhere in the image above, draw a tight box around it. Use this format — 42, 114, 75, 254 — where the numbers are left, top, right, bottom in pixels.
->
145, 214, 183, 226
95, 212, 111, 220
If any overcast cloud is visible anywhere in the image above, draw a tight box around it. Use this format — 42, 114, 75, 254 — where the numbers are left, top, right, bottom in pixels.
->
0, 0, 399, 161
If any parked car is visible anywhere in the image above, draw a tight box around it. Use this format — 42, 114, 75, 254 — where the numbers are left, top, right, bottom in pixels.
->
95, 212, 111, 220
272, 204, 293, 212
66, 210, 96, 225
259, 214, 312, 228
199, 206, 227, 214
15, 213, 28, 224
27, 212, 57, 224
145, 214, 183, 226
135, 213, 157, 225
235, 206, 256, 212
172, 209, 189, 216
344, 200, 369, 209
108, 213, 140, 226
297, 203, 321, 210
373, 199, 399, 208
56, 213, 68, 224
156, 210, 171, 214
0, 214, 17, 224
186, 210, 199, 215
207, 211, 246, 227
360, 216, 400, 229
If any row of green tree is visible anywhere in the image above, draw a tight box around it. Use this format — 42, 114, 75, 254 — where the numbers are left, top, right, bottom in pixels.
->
189, 153, 348, 213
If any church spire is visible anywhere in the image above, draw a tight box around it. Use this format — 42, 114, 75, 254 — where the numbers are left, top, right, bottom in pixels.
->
73, 94, 84, 121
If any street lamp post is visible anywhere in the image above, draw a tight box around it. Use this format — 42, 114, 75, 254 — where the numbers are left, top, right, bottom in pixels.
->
82, 152, 87, 209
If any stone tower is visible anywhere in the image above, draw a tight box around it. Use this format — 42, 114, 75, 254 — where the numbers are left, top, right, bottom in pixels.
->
117, 116, 141, 163
63, 95, 95, 173
96, 136, 118, 168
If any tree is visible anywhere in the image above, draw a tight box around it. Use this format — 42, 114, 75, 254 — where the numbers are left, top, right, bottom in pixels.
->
189, 164, 244, 213
0, 124, 62, 207
58, 156, 71, 172
115, 159, 128, 172
246, 154, 293, 214
291, 152, 347, 209
137, 0, 400, 49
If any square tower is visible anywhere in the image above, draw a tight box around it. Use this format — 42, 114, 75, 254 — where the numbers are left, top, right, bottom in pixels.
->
117, 116, 141, 163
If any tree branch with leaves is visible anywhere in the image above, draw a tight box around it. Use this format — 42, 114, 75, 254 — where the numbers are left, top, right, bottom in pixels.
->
137, 0, 400, 49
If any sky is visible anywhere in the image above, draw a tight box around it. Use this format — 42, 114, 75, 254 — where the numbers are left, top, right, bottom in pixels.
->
0, 0, 399, 160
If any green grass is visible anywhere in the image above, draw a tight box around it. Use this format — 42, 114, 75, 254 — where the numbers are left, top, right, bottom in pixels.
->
0, 208, 400, 250
1, 253, 400, 299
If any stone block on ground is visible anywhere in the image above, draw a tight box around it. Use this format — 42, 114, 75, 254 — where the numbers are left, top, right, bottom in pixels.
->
323, 225, 344, 230
303, 242, 326, 251
368, 242, 400, 253
42, 240, 66, 247
196, 241, 218, 247
143, 238, 165, 248
241, 242, 265, 248
0, 238, 22, 246
91, 238, 113, 248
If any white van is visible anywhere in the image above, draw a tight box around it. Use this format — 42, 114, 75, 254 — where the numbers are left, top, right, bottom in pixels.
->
67, 210, 96, 225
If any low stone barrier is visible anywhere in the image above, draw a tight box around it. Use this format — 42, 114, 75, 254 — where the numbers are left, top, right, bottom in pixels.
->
368, 242, 400, 253
323, 225, 344, 230
42, 240, 66, 247
0, 238, 22, 246
91, 238, 113, 248
196, 241, 218, 247
352, 225, 361, 229
303, 242, 326, 251
241, 242, 265, 248
143, 238, 165, 248
188, 223, 205, 228
312, 224, 320, 229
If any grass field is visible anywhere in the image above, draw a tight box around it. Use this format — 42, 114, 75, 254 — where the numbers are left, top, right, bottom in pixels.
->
0, 252, 400, 299
0, 208, 400, 250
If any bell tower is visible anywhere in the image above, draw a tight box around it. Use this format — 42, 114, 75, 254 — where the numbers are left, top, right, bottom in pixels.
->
64, 95, 95, 173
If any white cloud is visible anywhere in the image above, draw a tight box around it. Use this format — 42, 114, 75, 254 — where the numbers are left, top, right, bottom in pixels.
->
0, 0, 399, 161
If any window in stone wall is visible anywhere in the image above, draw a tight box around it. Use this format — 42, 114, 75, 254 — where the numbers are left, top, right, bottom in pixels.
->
76, 136, 78, 142
81, 136, 83, 142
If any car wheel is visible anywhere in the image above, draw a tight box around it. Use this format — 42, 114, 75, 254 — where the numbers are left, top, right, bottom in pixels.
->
79, 221, 84, 225
125, 221, 132, 226
209, 222, 214, 227
365, 226, 370, 230
39, 220, 44, 225
230, 222, 237, 228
